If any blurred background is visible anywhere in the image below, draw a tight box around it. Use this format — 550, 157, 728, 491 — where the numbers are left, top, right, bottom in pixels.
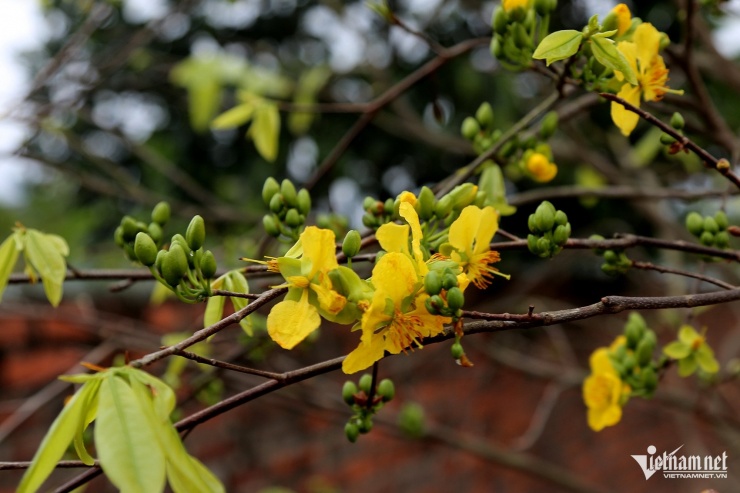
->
1, 0, 740, 491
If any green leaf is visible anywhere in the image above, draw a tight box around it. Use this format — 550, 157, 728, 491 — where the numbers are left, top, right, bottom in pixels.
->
288, 66, 331, 135
18, 380, 101, 493
695, 344, 720, 374
662, 341, 691, 359
164, 430, 225, 493
249, 102, 280, 162
126, 367, 177, 421
204, 292, 226, 327
678, 324, 699, 345
478, 163, 517, 216
73, 379, 101, 466
25, 229, 67, 307
95, 374, 166, 493
211, 102, 255, 130
532, 30, 583, 66
678, 356, 698, 377
225, 270, 252, 336
189, 80, 222, 133
590, 35, 637, 85
0, 233, 20, 303
45, 234, 70, 257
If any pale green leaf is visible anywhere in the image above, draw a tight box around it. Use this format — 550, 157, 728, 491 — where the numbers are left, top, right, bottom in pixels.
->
164, 425, 225, 493
25, 230, 67, 306
73, 379, 101, 466
288, 66, 331, 135
59, 373, 107, 384
226, 270, 252, 336
678, 324, 699, 344
45, 234, 70, 257
590, 36, 637, 85
126, 367, 176, 421
0, 234, 20, 303
211, 102, 255, 130
478, 163, 516, 216
189, 80, 222, 133
95, 375, 166, 493
204, 292, 226, 327
532, 30, 583, 66
249, 102, 280, 162
18, 380, 101, 493
695, 344, 720, 374
662, 341, 691, 360
678, 356, 698, 377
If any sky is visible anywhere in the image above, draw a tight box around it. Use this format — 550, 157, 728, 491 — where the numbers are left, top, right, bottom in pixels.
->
0, 0, 738, 207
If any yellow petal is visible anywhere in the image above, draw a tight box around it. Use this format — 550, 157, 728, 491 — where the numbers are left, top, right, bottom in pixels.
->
611, 84, 641, 136
448, 205, 480, 253
310, 279, 346, 314
634, 23, 660, 75
589, 348, 616, 375
611, 4, 631, 36
371, 252, 418, 305
376, 222, 409, 254
300, 226, 338, 278
587, 405, 622, 432
615, 41, 637, 80
266, 294, 321, 349
473, 206, 499, 255
399, 201, 427, 274
342, 334, 386, 374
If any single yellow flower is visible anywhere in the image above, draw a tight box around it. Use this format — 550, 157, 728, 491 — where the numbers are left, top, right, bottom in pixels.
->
611, 23, 682, 136
526, 152, 558, 183
582, 348, 630, 431
342, 252, 448, 373
441, 205, 509, 289
376, 200, 427, 275
611, 3, 631, 36
267, 226, 346, 349
503, 0, 531, 12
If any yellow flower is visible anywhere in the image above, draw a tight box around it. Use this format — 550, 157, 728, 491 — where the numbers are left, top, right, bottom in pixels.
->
376, 200, 427, 276
266, 226, 346, 349
582, 348, 630, 431
342, 252, 448, 373
503, 0, 531, 12
611, 3, 631, 36
611, 23, 682, 136
441, 205, 509, 289
526, 152, 558, 183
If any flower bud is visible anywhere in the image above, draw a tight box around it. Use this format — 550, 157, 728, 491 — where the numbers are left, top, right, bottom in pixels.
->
114, 226, 125, 247
383, 198, 395, 216
200, 250, 217, 279
536, 237, 551, 257
622, 353, 636, 370
342, 381, 358, 405
625, 321, 644, 350
539, 111, 559, 139
358, 417, 373, 433
700, 231, 714, 246
399, 403, 425, 438
552, 224, 570, 246
554, 210, 568, 226
362, 213, 376, 228
377, 379, 395, 402
451, 342, 464, 359
492, 7, 508, 35
425, 296, 438, 315
641, 366, 658, 393
434, 195, 452, 218
296, 188, 311, 216
490, 36, 504, 58
134, 232, 158, 266
534, 201, 555, 232
151, 201, 171, 226
715, 230, 730, 248
670, 112, 685, 130
417, 186, 436, 220
262, 177, 280, 205
527, 214, 537, 232
446, 287, 465, 311
363, 196, 377, 211
186, 215, 206, 251
342, 230, 362, 258
154, 249, 166, 272
123, 243, 137, 262
685, 212, 704, 236
269, 193, 284, 214
601, 12, 618, 33
285, 208, 302, 228
636, 337, 655, 367
514, 23, 533, 49
345, 422, 360, 443
448, 183, 478, 210
660, 133, 676, 145
280, 179, 298, 207
527, 234, 540, 255
442, 271, 458, 290
147, 222, 163, 246
476, 102, 494, 129
535, 0, 553, 15
424, 270, 442, 295
263, 214, 280, 237
461, 117, 480, 140
358, 373, 373, 394
714, 211, 728, 230
703, 216, 719, 234
161, 248, 186, 287
121, 216, 140, 242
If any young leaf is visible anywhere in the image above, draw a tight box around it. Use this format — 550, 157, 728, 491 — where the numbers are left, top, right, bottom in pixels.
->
478, 163, 516, 216
189, 80, 222, 133
24, 230, 67, 307
532, 30, 583, 66
288, 66, 331, 135
226, 270, 253, 336
211, 102, 255, 130
590, 35, 637, 85
18, 380, 101, 493
73, 379, 101, 466
249, 102, 280, 162
204, 290, 226, 328
95, 374, 167, 493
126, 367, 176, 421
0, 233, 20, 303
166, 441, 225, 493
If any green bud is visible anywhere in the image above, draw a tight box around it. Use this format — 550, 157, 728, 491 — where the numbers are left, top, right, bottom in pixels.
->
169, 243, 189, 273
296, 188, 311, 216
527, 234, 540, 255
714, 211, 728, 230
424, 270, 442, 295
536, 237, 551, 257
622, 353, 637, 370
625, 321, 644, 350
601, 12, 618, 33
508, 5, 526, 23
552, 224, 570, 246
527, 214, 537, 232
461, 117, 480, 140
703, 216, 719, 234
535, 0, 553, 15
269, 193, 284, 214
363, 196, 377, 211
448, 183, 478, 210
641, 366, 658, 393
435, 195, 453, 218
685, 212, 704, 236
358, 417, 373, 434
514, 23, 533, 49
603, 250, 618, 263
429, 295, 444, 313
377, 379, 395, 402
490, 35, 504, 59
342, 381, 358, 405
670, 112, 685, 130
446, 287, 465, 311
263, 215, 280, 237
700, 231, 714, 246
475, 102, 494, 128
636, 337, 655, 367
199, 250, 217, 279
123, 243, 137, 262
185, 215, 206, 251
715, 230, 730, 249
660, 133, 676, 145
425, 296, 438, 315
554, 210, 568, 226
362, 213, 376, 228
285, 208, 302, 228
417, 186, 435, 221
134, 232, 158, 267
474, 191, 487, 208
442, 272, 458, 291
161, 249, 186, 287
342, 230, 362, 258
539, 111, 559, 139
358, 373, 373, 394
151, 201, 171, 226
147, 222, 163, 245
534, 201, 556, 232
114, 226, 125, 247
383, 198, 395, 216
262, 177, 281, 205
399, 403, 425, 438
121, 216, 140, 242
492, 7, 508, 35
280, 179, 298, 207
154, 249, 166, 272
345, 422, 359, 443
451, 342, 464, 359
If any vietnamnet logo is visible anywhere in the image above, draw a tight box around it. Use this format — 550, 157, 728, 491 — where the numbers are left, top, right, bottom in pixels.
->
632, 445, 728, 479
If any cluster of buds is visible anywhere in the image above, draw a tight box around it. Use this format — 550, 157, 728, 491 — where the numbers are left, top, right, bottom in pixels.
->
685, 210, 730, 250
461, 102, 497, 155
342, 374, 395, 443
590, 234, 632, 276
527, 201, 570, 258
116, 204, 217, 303
262, 177, 311, 242
361, 196, 399, 229
613, 313, 659, 397
424, 267, 464, 320
491, 0, 557, 69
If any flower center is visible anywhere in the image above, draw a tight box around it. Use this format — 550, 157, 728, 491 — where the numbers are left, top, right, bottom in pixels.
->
387, 310, 425, 352
467, 250, 503, 289
585, 374, 617, 409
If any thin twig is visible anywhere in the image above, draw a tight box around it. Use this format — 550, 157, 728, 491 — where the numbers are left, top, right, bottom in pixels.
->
631, 260, 735, 290
170, 349, 284, 380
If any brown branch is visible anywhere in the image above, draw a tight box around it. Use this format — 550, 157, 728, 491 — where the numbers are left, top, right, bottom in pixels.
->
0, 460, 96, 471
631, 260, 735, 290
170, 348, 284, 380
